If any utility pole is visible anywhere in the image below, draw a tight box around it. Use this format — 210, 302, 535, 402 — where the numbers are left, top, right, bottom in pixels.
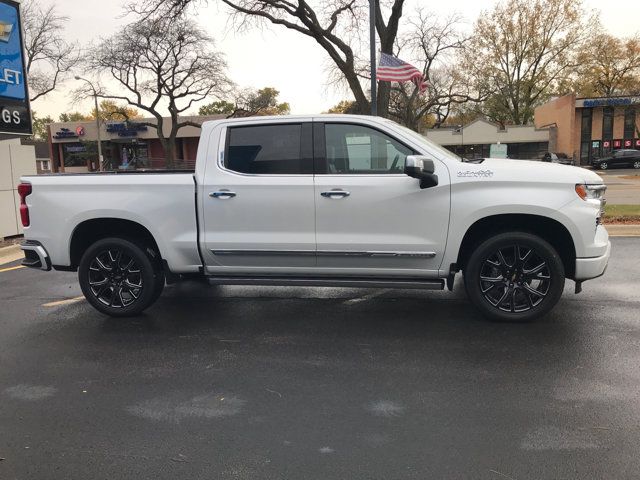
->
75, 76, 104, 171
369, 0, 377, 116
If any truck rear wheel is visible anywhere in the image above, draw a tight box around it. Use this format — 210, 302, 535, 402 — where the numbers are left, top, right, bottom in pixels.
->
78, 237, 164, 317
463, 232, 565, 322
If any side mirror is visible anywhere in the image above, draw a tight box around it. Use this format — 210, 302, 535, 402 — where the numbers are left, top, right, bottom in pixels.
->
404, 155, 438, 189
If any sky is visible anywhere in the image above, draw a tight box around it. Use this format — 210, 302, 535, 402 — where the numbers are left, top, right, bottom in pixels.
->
29, 0, 640, 119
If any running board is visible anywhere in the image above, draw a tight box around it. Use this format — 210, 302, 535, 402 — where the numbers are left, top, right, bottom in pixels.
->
207, 276, 445, 290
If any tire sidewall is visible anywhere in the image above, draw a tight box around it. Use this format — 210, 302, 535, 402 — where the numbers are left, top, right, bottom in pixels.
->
78, 237, 160, 317
464, 232, 565, 322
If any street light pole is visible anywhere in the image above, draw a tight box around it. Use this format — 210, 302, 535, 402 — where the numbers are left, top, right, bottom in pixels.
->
75, 76, 103, 172
369, 0, 377, 116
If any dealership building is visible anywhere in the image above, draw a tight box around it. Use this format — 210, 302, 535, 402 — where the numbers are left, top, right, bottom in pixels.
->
47, 115, 225, 172
535, 94, 640, 165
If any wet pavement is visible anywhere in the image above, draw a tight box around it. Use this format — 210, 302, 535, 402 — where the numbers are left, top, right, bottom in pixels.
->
0, 237, 639, 479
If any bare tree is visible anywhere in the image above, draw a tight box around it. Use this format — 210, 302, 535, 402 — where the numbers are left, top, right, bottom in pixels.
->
384, 11, 487, 131
86, 17, 232, 166
21, 0, 80, 102
128, 0, 406, 117
220, 0, 408, 116
124, 0, 200, 18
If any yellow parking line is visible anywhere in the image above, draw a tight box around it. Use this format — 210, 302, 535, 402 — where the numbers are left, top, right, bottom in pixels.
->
42, 296, 85, 307
0, 265, 25, 273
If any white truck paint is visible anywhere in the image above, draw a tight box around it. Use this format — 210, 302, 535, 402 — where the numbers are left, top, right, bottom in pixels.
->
19, 115, 610, 321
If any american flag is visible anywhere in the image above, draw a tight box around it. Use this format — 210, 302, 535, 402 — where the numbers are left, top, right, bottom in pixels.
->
377, 53, 427, 93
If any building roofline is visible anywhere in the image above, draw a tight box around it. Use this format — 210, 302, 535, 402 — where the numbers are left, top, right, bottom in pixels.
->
575, 94, 640, 100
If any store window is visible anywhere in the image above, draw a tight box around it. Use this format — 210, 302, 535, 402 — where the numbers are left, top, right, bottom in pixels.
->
580, 109, 593, 163
581, 109, 592, 142
602, 107, 613, 140
624, 107, 636, 139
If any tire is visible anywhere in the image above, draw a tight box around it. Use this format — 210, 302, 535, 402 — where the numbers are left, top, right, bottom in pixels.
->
78, 237, 164, 317
599, 162, 608, 170
633, 161, 640, 169
463, 232, 565, 322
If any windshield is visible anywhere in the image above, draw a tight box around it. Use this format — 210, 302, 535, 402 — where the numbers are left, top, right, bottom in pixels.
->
388, 121, 463, 162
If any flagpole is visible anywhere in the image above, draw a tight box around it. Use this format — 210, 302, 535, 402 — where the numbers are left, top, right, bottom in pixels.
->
369, 0, 377, 116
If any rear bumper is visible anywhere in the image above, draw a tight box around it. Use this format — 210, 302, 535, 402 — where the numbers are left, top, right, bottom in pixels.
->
21, 241, 51, 271
574, 240, 611, 281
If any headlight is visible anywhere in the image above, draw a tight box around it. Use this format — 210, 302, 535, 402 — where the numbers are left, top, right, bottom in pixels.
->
575, 183, 606, 201
575, 183, 606, 224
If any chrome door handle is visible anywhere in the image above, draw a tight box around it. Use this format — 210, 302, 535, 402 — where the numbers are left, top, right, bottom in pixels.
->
210, 190, 236, 199
321, 190, 350, 198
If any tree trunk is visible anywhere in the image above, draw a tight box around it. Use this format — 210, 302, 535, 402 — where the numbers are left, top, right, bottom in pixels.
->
159, 137, 176, 169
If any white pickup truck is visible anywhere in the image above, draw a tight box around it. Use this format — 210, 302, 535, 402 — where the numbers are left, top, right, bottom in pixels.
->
19, 115, 610, 321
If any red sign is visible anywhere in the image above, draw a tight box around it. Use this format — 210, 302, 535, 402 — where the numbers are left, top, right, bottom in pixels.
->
624, 139, 632, 147
636, 139, 640, 148
613, 139, 622, 148
76, 126, 85, 136
603, 140, 610, 148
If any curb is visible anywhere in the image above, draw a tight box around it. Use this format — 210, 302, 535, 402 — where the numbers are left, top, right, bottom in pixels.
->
0, 244, 23, 266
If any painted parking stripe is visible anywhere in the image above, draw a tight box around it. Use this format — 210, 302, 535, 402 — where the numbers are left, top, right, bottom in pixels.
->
42, 296, 85, 307
0, 265, 25, 273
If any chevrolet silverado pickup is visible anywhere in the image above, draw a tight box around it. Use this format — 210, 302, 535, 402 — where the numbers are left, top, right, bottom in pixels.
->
18, 115, 611, 321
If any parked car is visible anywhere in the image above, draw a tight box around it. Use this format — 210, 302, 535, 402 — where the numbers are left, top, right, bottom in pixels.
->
592, 149, 640, 170
18, 115, 610, 322
541, 152, 574, 165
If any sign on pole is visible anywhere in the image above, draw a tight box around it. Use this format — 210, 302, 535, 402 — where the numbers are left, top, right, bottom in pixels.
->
0, 0, 32, 136
490, 143, 508, 159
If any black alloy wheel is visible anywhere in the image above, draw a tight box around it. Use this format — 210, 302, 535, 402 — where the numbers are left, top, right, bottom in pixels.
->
479, 244, 550, 313
599, 162, 608, 170
464, 232, 565, 322
88, 249, 143, 308
79, 237, 164, 317
633, 160, 640, 169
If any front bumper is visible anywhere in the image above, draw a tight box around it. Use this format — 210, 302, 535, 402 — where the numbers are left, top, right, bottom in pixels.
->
574, 240, 611, 281
21, 241, 51, 271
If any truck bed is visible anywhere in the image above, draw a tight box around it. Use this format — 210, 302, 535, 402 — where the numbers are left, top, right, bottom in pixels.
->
21, 172, 202, 273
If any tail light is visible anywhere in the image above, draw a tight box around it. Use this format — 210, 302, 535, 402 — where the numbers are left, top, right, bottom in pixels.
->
17, 182, 32, 227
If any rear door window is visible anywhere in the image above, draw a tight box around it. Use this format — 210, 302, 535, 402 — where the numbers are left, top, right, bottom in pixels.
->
225, 124, 307, 174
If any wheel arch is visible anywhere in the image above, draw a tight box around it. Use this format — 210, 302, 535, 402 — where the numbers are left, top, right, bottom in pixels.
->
69, 218, 162, 269
456, 213, 576, 279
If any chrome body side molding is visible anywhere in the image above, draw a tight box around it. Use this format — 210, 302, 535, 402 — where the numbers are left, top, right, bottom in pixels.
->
211, 249, 436, 259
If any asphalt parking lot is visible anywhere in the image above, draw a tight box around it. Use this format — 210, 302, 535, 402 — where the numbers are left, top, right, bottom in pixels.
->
1, 237, 639, 480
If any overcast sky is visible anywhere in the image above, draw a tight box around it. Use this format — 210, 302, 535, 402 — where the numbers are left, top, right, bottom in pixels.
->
30, 0, 640, 119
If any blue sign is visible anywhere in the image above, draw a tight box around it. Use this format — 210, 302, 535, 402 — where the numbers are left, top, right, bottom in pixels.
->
583, 97, 639, 108
0, 0, 31, 135
0, 1, 25, 100
106, 122, 148, 137
54, 127, 79, 139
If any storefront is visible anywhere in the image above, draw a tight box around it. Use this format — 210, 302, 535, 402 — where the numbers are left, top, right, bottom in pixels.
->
47, 114, 224, 172
423, 119, 550, 160
535, 94, 640, 166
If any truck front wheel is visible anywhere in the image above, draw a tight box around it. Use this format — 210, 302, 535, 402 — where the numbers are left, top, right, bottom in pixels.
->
78, 237, 164, 317
463, 232, 565, 322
